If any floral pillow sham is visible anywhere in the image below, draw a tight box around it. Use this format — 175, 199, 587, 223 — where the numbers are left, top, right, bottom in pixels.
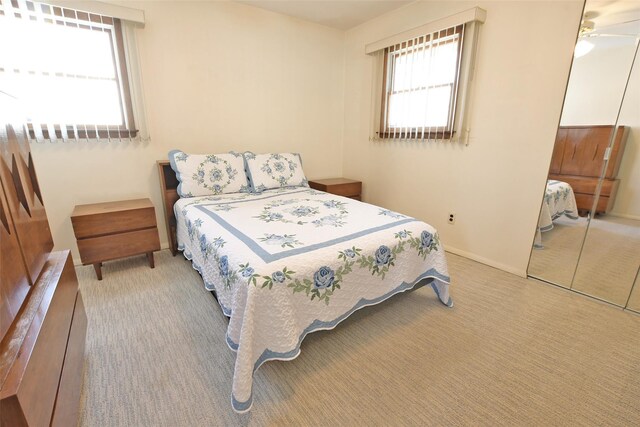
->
168, 150, 250, 197
244, 152, 309, 192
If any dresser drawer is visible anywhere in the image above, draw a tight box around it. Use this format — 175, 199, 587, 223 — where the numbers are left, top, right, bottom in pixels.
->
1, 251, 78, 427
548, 175, 618, 197
71, 199, 157, 239
77, 227, 160, 265
51, 291, 87, 427
575, 194, 611, 213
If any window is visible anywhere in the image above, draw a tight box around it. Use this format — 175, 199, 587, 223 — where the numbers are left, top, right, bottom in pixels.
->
380, 25, 463, 139
0, 0, 140, 140
366, 7, 485, 143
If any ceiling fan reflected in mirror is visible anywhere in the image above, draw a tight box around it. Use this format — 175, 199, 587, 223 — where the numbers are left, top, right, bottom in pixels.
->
575, 11, 640, 58
579, 11, 598, 37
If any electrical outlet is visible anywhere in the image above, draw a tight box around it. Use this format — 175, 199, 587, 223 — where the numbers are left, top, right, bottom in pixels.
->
448, 213, 456, 224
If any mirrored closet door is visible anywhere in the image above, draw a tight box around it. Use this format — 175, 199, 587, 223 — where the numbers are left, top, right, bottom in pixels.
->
527, 0, 640, 310
626, 269, 640, 313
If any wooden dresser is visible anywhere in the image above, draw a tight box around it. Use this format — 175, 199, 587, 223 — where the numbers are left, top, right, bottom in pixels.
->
548, 125, 628, 214
308, 178, 362, 201
1, 99, 87, 426
71, 198, 161, 280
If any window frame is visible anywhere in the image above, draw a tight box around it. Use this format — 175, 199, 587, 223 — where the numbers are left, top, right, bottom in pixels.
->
3, 1, 138, 139
379, 24, 464, 140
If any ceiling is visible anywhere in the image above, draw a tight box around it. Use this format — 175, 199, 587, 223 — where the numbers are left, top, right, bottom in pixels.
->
581, 1, 640, 49
585, 0, 640, 35
236, 0, 413, 30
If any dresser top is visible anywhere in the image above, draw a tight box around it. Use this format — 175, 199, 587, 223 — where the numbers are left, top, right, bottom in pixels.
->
71, 198, 153, 218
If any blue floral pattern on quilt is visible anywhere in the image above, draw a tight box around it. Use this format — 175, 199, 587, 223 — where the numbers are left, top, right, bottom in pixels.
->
172, 187, 451, 414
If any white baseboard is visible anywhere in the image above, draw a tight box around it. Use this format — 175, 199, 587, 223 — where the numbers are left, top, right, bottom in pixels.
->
444, 246, 527, 278
608, 212, 640, 221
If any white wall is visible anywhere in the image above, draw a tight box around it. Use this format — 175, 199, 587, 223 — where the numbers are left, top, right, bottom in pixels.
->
342, 1, 583, 275
560, 39, 640, 218
31, 1, 345, 262
613, 50, 640, 218
31, 0, 585, 277
560, 42, 637, 125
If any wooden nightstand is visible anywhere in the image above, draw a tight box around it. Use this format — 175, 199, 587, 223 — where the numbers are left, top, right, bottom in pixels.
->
309, 178, 362, 201
71, 198, 161, 280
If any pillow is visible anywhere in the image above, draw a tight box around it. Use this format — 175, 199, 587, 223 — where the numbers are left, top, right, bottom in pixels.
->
244, 152, 308, 192
168, 150, 250, 197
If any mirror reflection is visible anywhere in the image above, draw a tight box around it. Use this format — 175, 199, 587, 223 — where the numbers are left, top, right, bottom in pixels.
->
528, 1, 640, 308
572, 39, 640, 305
626, 268, 640, 312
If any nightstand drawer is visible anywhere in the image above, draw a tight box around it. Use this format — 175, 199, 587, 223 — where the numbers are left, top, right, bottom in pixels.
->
325, 182, 361, 197
71, 199, 157, 239
77, 227, 160, 265
72, 207, 156, 239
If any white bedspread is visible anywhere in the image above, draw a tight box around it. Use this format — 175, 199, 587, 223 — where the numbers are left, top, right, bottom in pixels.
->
535, 180, 579, 247
174, 187, 451, 412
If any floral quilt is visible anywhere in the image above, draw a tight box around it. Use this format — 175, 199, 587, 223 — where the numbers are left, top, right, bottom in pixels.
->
174, 187, 451, 412
535, 180, 579, 248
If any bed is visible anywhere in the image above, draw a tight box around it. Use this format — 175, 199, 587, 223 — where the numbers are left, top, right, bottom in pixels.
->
158, 156, 451, 412
534, 180, 579, 248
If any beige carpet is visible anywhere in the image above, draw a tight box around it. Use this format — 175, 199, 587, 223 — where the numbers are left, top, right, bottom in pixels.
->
528, 216, 587, 285
573, 217, 640, 306
76, 250, 640, 426
528, 215, 640, 306
627, 274, 640, 311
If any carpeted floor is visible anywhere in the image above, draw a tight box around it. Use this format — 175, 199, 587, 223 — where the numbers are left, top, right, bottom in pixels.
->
572, 217, 640, 306
628, 276, 640, 311
528, 216, 587, 285
76, 250, 640, 426
528, 215, 640, 306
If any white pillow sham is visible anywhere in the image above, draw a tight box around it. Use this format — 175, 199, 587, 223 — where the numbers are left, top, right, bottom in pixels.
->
244, 152, 308, 192
168, 150, 250, 197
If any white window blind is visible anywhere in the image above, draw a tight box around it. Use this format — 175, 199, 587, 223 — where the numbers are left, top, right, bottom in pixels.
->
0, 0, 149, 143
367, 7, 486, 144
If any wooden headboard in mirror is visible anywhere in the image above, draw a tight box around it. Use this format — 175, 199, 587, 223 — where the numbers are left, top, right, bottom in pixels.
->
548, 125, 628, 215
157, 161, 179, 256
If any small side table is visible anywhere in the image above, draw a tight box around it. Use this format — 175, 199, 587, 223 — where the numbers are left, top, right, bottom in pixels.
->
71, 198, 161, 280
309, 178, 362, 201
